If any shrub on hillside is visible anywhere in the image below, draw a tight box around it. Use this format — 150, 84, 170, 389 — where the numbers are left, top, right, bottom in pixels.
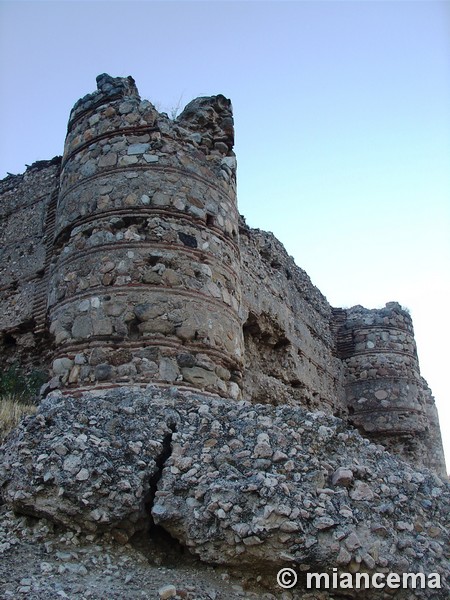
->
0, 364, 46, 403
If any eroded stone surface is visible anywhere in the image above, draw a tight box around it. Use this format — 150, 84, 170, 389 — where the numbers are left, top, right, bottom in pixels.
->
1, 387, 448, 598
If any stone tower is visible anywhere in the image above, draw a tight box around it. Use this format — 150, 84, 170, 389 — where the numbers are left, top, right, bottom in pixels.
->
47, 74, 244, 397
340, 302, 446, 474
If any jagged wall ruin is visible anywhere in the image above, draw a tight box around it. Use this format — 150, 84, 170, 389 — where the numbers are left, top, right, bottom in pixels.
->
0, 74, 446, 478
239, 223, 346, 416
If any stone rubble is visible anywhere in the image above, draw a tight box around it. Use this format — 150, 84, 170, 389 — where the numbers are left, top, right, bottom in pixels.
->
0, 505, 266, 599
1, 386, 448, 598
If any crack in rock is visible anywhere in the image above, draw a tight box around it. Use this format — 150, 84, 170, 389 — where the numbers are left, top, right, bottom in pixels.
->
1, 388, 449, 599
147, 420, 176, 527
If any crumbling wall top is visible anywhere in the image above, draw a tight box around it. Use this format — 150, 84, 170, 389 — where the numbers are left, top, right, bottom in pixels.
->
177, 95, 235, 151
344, 301, 413, 332
68, 73, 140, 128
0, 156, 61, 194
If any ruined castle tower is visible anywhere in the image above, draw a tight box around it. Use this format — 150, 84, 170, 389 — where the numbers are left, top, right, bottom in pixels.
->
47, 74, 244, 397
338, 303, 447, 475
0, 74, 446, 477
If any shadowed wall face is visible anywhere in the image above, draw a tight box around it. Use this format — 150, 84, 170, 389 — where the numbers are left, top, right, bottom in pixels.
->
48, 74, 244, 397
0, 159, 60, 367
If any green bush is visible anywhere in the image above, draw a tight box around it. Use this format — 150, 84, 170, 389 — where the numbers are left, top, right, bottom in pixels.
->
0, 364, 46, 404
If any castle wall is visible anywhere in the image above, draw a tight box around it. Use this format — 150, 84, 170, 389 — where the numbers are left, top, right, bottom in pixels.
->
0, 159, 60, 369
0, 73, 446, 477
422, 381, 448, 477
47, 74, 243, 397
239, 222, 346, 415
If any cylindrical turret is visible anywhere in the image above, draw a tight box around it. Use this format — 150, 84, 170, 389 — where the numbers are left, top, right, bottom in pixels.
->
342, 302, 445, 473
48, 74, 244, 397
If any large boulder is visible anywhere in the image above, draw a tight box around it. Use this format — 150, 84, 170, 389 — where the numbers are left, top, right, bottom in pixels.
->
0, 388, 177, 541
1, 387, 449, 598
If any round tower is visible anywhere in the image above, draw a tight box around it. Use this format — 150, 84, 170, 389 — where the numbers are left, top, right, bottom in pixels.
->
343, 302, 432, 466
48, 74, 244, 397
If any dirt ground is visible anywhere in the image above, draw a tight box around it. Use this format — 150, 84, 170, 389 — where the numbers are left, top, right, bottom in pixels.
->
0, 505, 288, 600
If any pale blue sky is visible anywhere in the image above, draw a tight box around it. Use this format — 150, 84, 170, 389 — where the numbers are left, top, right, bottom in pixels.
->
1, 0, 449, 466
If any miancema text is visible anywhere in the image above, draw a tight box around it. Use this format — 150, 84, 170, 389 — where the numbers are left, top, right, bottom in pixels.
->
307, 569, 441, 590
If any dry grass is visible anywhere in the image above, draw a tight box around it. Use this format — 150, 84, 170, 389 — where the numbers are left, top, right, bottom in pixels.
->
0, 395, 37, 443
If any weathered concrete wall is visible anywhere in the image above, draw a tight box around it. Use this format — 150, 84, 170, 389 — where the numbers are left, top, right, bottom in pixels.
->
0, 73, 446, 477
1, 387, 449, 598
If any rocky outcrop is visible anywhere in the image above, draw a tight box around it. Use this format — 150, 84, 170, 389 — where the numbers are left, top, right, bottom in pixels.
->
1, 387, 448, 597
